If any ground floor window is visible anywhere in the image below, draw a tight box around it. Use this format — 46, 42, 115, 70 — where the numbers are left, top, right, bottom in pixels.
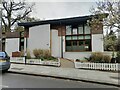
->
65, 24, 91, 52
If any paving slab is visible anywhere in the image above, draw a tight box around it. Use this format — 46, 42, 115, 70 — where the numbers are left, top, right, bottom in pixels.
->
8, 63, 119, 86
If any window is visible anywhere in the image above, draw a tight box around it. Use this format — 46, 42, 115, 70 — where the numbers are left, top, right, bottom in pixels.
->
65, 24, 91, 52
19, 32, 24, 51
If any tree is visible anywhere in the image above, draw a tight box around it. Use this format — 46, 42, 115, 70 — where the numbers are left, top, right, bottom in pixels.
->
14, 16, 40, 32
90, 0, 120, 33
104, 30, 117, 51
90, 0, 120, 59
2, 0, 35, 32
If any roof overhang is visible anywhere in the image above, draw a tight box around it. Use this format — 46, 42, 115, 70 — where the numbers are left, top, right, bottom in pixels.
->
18, 14, 108, 28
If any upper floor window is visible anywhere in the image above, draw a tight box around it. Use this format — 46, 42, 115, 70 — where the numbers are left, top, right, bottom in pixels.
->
65, 24, 91, 52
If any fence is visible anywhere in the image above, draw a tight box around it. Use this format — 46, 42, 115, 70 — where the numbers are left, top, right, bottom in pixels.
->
10, 57, 60, 67
74, 61, 120, 71
10, 57, 25, 63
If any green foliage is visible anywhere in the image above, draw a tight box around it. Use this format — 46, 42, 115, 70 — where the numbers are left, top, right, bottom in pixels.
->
33, 49, 54, 60
104, 31, 117, 51
26, 50, 31, 59
20, 50, 31, 59
90, 52, 104, 63
90, 0, 120, 32
15, 26, 24, 32
33, 49, 40, 59
103, 55, 111, 63
117, 51, 120, 58
85, 52, 111, 63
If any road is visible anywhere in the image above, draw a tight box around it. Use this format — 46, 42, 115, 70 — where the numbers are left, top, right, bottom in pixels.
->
1, 73, 119, 88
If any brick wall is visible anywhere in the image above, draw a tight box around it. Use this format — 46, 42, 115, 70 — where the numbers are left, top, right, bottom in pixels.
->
91, 22, 103, 34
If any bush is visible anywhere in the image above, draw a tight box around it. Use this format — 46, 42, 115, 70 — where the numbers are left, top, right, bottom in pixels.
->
33, 49, 51, 59
38, 49, 44, 57
85, 52, 111, 63
33, 49, 39, 59
26, 50, 31, 59
103, 55, 111, 63
90, 52, 104, 63
116, 51, 120, 63
43, 49, 51, 59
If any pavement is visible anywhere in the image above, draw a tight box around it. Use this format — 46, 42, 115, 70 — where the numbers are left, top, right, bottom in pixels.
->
8, 63, 119, 87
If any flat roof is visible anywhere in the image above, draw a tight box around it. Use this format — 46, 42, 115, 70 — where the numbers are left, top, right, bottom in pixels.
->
18, 14, 108, 27
18, 15, 93, 27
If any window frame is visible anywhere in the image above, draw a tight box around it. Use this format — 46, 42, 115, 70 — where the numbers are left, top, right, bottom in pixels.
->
65, 24, 92, 52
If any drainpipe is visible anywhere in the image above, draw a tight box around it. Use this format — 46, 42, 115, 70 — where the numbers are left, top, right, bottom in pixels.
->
24, 27, 28, 64
60, 22, 63, 58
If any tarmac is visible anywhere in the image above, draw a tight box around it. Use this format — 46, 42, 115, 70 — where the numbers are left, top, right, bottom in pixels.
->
7, 63, 119, 87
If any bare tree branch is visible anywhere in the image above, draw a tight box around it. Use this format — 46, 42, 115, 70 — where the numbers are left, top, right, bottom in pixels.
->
2, 0, 35, 32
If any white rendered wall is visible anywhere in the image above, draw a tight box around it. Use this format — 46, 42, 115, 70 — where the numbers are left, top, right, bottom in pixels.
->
51, 30, 61, 57
92, 34, 104, 52
28, 24, 50, 56
63, 52, 91, 60
5, 38, 19, 56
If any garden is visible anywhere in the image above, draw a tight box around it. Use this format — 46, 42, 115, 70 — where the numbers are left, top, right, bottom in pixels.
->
74, 52, 120, 71
11, 49, 60, 67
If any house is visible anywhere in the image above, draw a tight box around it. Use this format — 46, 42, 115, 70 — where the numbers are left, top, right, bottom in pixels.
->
1, 32, 24, 56
6, 15, 106, 60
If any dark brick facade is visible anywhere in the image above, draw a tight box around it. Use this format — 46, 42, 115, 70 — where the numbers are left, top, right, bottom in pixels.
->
51, 22, 103, 36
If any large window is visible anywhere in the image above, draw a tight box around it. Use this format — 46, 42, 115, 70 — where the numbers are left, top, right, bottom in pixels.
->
65, 24, 91, 52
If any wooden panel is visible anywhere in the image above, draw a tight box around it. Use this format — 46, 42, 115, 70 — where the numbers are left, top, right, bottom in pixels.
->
12, 51, 21, 57
51, 25, 66, 36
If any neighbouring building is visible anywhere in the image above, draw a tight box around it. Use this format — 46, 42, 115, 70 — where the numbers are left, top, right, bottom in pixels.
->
5, 15, 108, 60
3, 32, 24, 56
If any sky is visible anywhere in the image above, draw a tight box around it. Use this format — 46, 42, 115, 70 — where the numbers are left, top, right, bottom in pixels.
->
27, 1, 97, 20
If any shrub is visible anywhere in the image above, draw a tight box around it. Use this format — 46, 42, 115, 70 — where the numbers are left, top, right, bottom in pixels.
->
33, 49, 39, 58
85, 52, 112, 63
90, 52, 104, 63
43, 49, 51, 59
103, 55, 111, 63
33, 49, 51, 59
26, 50, 31, 59
20, 50, 24, 57
38, 49, 44, 57
117, 51, 120, 58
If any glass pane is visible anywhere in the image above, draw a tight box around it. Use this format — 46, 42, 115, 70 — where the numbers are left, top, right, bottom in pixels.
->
85, 40, 91, 51
0, 52, 6, 57
79, 41, 84, 45
85, 35, 91, 39
72, 36, 77, 40
73, 41, 77, 46
66, 41, 72, 46
78, 36, 84, 40
78, 25, 83, 34
66, 26, 72, 35
66, 46, 72, 51
85, 25, 90, 34
66, 36, 71, 40
72, 46, 78, 51
78, 45, 85, 51
72, 28, 77, 34
66, 41, 72, 51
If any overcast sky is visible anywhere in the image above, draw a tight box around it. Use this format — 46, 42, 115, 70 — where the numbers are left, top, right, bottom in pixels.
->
29, 1, 97, 20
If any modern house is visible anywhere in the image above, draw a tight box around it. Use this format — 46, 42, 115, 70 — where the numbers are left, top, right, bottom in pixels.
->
6, 15, 107, 60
